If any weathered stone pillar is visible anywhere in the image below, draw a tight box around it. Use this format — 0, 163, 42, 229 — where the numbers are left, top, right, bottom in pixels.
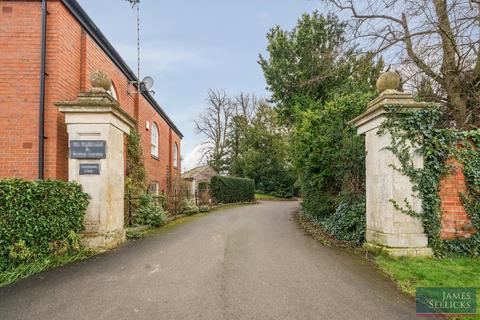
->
351, 72, 433, 257
56, 71, 136, 250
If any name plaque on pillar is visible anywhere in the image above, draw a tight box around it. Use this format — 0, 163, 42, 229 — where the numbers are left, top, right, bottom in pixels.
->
70, 140, 106, 159
57, 70, 136, 250
79, 164, 101, 175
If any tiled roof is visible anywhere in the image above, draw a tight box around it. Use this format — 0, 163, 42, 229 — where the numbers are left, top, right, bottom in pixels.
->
182, 165, 211, 179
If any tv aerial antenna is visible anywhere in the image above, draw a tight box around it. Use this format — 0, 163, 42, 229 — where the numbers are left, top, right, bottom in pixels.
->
125, 0, 155, 95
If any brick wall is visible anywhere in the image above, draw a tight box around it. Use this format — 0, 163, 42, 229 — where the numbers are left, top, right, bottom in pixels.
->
43, 1, 81, 180
0, 0, 182, 188
0, 1, 42, 179
138, 98, 182, 192
439, 160, 474, 240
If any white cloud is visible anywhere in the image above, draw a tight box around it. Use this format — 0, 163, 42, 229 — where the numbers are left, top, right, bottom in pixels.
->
182, 144, 206, 172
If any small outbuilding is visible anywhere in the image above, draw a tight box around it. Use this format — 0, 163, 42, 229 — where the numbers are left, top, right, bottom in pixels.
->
182, 165, 218, 197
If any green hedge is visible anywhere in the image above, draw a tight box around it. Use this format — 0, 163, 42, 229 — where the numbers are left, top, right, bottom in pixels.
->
0, 179, 89, 270
210, 176, 255, 204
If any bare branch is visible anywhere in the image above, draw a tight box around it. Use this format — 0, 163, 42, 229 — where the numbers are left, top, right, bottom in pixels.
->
323, 0, 480, 128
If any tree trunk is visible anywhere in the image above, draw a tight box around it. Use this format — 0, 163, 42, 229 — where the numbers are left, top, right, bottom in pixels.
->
445, 83, 469, 128
433, 0, 468, 128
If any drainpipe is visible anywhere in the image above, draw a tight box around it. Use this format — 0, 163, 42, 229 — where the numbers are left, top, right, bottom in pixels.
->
38, 0, 47, 179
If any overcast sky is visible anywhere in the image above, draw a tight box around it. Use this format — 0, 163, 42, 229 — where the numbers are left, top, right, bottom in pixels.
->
77, 0, 325, 170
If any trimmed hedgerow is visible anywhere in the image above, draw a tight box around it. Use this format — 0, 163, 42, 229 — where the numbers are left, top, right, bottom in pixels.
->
210, 176, 255, 204
0, 179, 89, 270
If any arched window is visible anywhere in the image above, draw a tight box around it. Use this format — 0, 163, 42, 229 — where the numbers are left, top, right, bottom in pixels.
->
151, 122, 159, 157
173, 143, 179, 168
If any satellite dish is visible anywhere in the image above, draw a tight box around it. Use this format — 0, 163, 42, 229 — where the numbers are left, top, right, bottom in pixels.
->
142, 76, 154, 90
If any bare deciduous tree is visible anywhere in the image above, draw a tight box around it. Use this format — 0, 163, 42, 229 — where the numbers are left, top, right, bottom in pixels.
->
233, 92, 260, 123
324, 0, 480, 128
227, 93, 262, 164
194, 89, 234, 172
195, 91, 266, 173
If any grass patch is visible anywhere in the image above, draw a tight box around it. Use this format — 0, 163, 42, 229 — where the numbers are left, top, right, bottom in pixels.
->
161, 214, 204, 229
376, 255, 480, 296
376, 255, 480, 319
0, 249, 94, 288
126, 230, 144, 239
211, 201, 257, 210
255, 193, 293, 201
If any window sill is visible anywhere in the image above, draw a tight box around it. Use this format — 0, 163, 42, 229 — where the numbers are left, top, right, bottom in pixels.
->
151, 155, 159, 161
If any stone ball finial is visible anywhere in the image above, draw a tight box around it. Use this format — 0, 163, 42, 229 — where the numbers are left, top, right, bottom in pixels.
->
376, 71, 401, 93
89, 70, 112, 91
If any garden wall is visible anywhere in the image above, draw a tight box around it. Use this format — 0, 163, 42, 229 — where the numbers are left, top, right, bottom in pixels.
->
439, 160, 474, 240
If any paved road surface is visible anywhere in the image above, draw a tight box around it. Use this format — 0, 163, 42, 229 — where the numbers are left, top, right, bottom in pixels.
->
0, 201, 415, 320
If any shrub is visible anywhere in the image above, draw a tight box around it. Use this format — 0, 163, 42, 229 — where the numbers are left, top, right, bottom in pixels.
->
199, 205, 210, 213
133, 195, 167, 227
158, 192, 168, 211
300, 196, 366, 247
0, 179, 89, 270
210, 176, 255, 204
8, 241, 33, 264
126, 230, 142, 239
270, 180, 296, 199
181, 199, 199, 216
320, 197, 366, 246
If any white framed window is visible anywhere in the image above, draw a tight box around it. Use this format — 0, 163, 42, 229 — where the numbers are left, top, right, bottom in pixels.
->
149, 181, 159, 195
173, 143, 179, 168
151, 122, 159, 157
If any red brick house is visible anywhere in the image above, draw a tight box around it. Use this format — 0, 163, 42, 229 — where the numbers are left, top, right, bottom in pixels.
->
0, 0, 182, 192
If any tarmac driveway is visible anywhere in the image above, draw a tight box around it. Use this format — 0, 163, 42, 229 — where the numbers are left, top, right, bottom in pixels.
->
0, 201, 415, 320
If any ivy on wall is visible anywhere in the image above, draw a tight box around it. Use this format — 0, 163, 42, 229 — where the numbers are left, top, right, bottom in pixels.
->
458, 132, 480, 253
125, 128, 147, 197
125, 129, 148, 226
379, 106, 480, 257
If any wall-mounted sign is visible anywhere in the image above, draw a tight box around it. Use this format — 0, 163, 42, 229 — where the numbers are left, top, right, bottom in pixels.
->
79, 163, 101, 175
70, 140, 106, 159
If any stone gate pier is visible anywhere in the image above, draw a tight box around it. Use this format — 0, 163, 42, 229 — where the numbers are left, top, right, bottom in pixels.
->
56, 71, 135, 250
351, 72, 433, 257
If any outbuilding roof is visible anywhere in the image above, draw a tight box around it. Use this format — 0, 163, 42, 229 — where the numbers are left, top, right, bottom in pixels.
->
182, 165, 216, 179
